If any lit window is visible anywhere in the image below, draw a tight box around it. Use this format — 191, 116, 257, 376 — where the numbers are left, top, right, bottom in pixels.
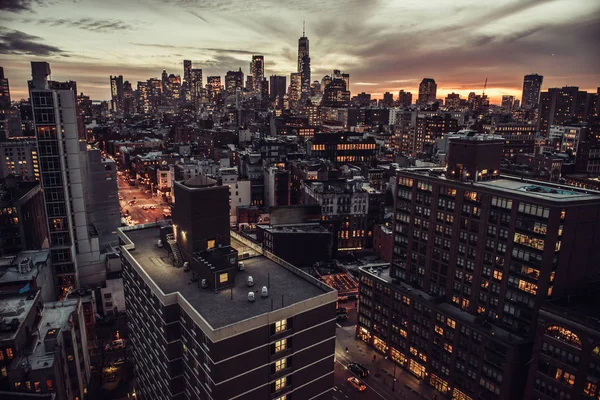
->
275, 319, 287, 334
207, 239, 216, 249
46, 379, 54, 390
1, 366, 6, 377
34, 381, 41, 392
275, 358, 287, 372
274, 376, 287, 391
545, 326, 582, 349
6, 348, 13, 359
274, 339, 287, 353
219, 273, 228, 284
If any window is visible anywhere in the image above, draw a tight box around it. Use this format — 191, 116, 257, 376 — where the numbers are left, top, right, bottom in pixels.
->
275, 358, 287, 372
274, 376, 287, 391
6, 348, 13, 359
275, 319, 287, 334
219, 273, 228, 284
34, 381, 41, 392
207, 239, 216, 249
545, 326, 582, 349
275, 339, 287, 353
554, 368, 575, 386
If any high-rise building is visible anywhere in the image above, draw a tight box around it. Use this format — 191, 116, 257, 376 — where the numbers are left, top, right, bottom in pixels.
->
123, 80, 134, 114
120, 177, 336, 400
358, 136, 600, 399
269, 75, 286, 108
418, 78, 437, 104
398, 90, 413, 108
321, 78, 350, 108
109, 75, 124, 113
538, 86, 584, 135
225, 69, 244, 97
0, 66, 10, 109
332, 69, 350, 95
521, 73, 543, 110
445, 92, 461, 109
321, 75, 332, 91
0, 139, 40, 180
190, 68, 203, 104
206, 75, 221, 102
137, 81, 151, 113
382, 92, 394, 108
502, 95, 515, 112
183, 59, 192, 101
356, 92, 371, 107
288, 72, 302, 108
251, 55, 264, 98
29, 62, 104, 297
298, 25, 311, 96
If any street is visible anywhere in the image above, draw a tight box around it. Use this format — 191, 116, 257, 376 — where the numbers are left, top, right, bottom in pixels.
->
334, 301, 439, 400
117, 174, 169, 225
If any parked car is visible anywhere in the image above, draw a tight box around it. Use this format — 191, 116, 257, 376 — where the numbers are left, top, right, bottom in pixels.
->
348, 362, 369, 378
347, 376, 367, 392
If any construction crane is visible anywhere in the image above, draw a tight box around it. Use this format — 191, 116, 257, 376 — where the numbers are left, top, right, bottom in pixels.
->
482, 78, 488, 98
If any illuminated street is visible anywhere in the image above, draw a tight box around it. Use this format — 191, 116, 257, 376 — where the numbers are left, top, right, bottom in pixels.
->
117, 174, 170, 226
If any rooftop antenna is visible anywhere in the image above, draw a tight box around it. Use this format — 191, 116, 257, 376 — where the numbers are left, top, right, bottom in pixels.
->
303, 20, 305, 37
482, 77, 488, 97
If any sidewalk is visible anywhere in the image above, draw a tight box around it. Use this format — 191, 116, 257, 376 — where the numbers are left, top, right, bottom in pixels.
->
336, 325, 439, 400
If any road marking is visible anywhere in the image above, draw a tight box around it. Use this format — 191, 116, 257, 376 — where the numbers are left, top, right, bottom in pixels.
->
335, 356, 388, 400
336, 323, 342, 328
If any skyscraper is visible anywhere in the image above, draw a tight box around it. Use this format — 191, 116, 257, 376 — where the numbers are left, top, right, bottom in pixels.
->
418, 78, 437, 104
251, 55, 265, 98
502, 95, 515, 112
0, 66, 10, 109
29, 62, 101, 297
382, 92, 394, 108
225, 68, 244, 96
332, 69, 350, 95
109, 75, 124, 113
183, 59, 192, 100
398, 90, 413, 108
269, 75, 286, 108
298, 24, 311, 96
207, 75, 221, 102
123, 80, 134, 114
521, 73, 543, 110
288, 72, 302, 108
190, 68, 203, 104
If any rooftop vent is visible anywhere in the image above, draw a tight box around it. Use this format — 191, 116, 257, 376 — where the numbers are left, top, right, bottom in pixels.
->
261, 286, 268, 298
201, 279, 208, 288
247, 276, 254, 287
248, 292, 255, 302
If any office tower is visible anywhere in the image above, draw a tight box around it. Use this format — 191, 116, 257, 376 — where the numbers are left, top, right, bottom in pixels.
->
521, 73, 543, 110
206, 75, 221, 101
356, 92, 371, 107
321, 78, 350, 107
418, 78, 437, 104
161, 69, 168, 94
167, 74, 181, 101
492, 123, 537, 158
357, 135, 600, 399
414, 114, 459, 155
137, 81, 151, 113
122, 80, 134, 114
288, 72, 302, 108
502, 95, 515, 112
245, 75, 254, 92
538, 86, 582, 135
382, 92, 394, 108
183, 59, 192, 100
225, 68, 244, 96
321, 75, 332, 91
308, 132, 377, 165
120, 177, 336, 400
0, 177, 47, 256
29, 62, 102, 297
445, 92, 461, 109
332, 69, 350, 95
269, 75, 286, 108
190, 68, 203, 103
251, 55, 264, 98
148, 78, 163, 110
0, 66, 10, 109
298, 25, 311, 96
398, 90, 413, 108
109, 75, 124, 113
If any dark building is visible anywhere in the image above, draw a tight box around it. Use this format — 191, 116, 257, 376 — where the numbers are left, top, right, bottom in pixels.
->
109, 75, 124, 113
120, 184, 337, 399
270, 75, 287, 108
365, 108, 390, 127
418, 78, 437, 104
381, 92, 394, 108
398, 90, 412, 108
225, 69, 244, 97
321, 79, 350, 107
538, 86, 592, 135
414, 114, 459, 155
356, 92, 371, 108
522, 74, 543, 110
372, 224, 393, 263
525, 292, 600, 400
264, 166, 291, 208
298, 29, 311, 96
0, 178, 47, 257
307, 133, 377, 166
491, 123, 538, 159
357, 136, 600, 399
0, 67, 10, 110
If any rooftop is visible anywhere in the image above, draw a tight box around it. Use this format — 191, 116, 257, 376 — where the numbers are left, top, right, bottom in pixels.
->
258, 223, 330, 234
0, 250, 51, 284
0, 292, 39, 341
123, 225, 331, 330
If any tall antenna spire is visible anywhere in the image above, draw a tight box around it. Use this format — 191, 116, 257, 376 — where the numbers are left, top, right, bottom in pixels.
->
303, 20, 305, 37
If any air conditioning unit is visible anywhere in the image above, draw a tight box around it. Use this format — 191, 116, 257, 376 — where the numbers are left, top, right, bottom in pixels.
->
248, 292, 255, 302
247, 276, 254, 287
238, 262, 245, 271
201, 279, 208, 288
261, 286, 268, 298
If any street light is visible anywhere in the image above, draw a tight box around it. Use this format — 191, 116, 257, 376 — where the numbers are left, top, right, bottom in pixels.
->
385, 356, 398, 391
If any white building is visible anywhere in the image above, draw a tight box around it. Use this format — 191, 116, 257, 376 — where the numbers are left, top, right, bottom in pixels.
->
549, 125, 585, 156
221, 167, 251, 226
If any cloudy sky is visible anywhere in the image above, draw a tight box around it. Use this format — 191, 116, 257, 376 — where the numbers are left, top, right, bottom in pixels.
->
1, 0, 599, 103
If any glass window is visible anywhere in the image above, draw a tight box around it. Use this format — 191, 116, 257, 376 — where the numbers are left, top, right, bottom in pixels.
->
207, 239, 216, 249
274, 339, 287, 353
274, 376, 287, 391
275, 319, 287, 334
219, 273, 228, 284
275, 358, 287, 372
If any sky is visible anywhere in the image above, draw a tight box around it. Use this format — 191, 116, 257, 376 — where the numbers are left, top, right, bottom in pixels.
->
1, 0, 599, 104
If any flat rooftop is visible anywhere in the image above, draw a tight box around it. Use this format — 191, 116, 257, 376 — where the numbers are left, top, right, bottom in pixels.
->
401, 168, 600, 203
0, 293, 39, 341
259, 223, 330, 234
124, 226, 331, 329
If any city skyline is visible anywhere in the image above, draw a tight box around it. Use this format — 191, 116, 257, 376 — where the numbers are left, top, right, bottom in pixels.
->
1, 0, 599, 103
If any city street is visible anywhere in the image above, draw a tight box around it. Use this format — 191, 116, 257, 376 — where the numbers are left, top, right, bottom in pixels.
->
117, 174, 170, 225
334, 301, 439, 400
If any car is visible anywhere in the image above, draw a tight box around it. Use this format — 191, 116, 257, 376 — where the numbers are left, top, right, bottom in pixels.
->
150, 205, 156, 210
142, 205, 149, 210
347, 376, 367, 392
113, 358, 126, 366
336, 307, 348, 315
348, 362, 369, 378
336, 313, 349, 321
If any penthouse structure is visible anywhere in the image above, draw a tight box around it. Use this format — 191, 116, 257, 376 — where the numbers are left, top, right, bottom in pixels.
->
120, 175, 336, 400
357, 134, 600, 399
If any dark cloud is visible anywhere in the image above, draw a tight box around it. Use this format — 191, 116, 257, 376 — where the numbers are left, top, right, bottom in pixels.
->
0, 0, 57, 12
131, 42, 266, 56
0, 28, 65, 56
21, 17, 134, 32
188, 11, 207, 23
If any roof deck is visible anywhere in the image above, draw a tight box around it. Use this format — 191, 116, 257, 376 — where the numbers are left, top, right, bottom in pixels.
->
122, 225, 332, 330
